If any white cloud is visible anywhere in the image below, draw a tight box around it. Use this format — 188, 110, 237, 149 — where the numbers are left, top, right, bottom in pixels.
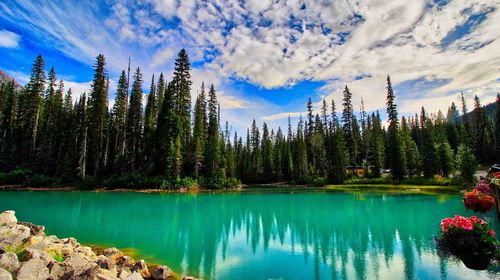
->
151, 48, 174, 67
261, 112, 305, 121
0, 29, 20, 48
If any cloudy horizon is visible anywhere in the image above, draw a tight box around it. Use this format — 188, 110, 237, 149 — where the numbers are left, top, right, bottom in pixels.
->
1, 0, 499, 134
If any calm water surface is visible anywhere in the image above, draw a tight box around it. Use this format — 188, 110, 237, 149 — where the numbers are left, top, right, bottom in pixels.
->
0, 190, 498, 279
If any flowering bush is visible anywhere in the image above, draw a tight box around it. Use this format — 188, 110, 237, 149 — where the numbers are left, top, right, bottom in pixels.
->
474, 181, 492, 195
436, 215, 496, 256
464, 189, 495, 213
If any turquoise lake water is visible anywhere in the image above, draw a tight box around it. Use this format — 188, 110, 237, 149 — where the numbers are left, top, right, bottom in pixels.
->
0, 190, 498, 279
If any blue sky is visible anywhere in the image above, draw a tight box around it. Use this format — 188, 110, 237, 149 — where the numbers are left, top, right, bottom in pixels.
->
0, 0, 499, 133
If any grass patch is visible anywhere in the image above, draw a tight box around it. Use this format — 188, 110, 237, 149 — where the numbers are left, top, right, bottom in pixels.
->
325, 184, 461, 194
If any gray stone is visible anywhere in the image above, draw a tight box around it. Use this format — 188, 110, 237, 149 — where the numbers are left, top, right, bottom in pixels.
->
132, 259, 149, 278
0, 211, 16, 227
17, 222, 44, 236
0, 225, 31, 250
103, 247, 123, 260
0, 267, 12, 280
47, 261, 71, 280
151, 265, 173, 280
124, 272, 144, 280
0, 252, 19, 273
96, 272, 120, 280
61, 237, 80, 248
16, 258, 50, 280
117, 255, 135, 267
96, 255, 115, 270
62, 253, 99, 279
118, 267, 132, 279
25, 248, 53, 266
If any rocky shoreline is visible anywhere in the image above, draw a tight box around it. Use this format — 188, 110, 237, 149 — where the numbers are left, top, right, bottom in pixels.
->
0, 211, 196, 280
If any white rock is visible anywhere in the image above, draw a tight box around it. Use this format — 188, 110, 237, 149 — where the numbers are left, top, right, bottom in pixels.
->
124, 272, 144, 280
0, 211, 17, 227
16, 258, 50, 280
0, 267, 13, 280
0, 252, 20, 273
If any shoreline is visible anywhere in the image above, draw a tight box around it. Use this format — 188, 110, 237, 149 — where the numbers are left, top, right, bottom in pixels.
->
0, 183, 461, 195
0, 210, 194, 280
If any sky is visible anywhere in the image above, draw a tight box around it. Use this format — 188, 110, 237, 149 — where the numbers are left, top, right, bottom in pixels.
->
0, 0, 499, 135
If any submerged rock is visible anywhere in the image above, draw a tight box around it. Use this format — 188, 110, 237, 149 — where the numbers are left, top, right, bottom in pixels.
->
16, 258, 50, 280
151, 265, 173, 280
132, 259, 149, 278
124, 271, 144, 280
0, 252, 20, 273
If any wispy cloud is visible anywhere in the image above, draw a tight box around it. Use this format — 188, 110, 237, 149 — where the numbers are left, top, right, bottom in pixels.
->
0, 29, 20, 48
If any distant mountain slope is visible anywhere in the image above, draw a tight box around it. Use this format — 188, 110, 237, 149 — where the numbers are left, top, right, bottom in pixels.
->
0, 69, 22, 89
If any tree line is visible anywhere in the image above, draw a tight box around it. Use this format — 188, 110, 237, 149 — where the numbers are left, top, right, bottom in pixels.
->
0, 50, 499, 188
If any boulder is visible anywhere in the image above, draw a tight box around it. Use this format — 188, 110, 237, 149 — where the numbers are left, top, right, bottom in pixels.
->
0, 267, 12, 280
118, 267, 132, 279
0, 252, 19, 273
124, 272, 144, 280
96, 272, 121, 280
104, 247, 123, 261
61, 237, 80, 248
117, 255, 135, 268
62, 253, 99, 279
132, 260, 149, 278
151, 265, 173, 280
96, 255, 115, 270
16, 258, 50, 280
17, 222, 44, 236
0, 211, 17, 227
182, 277, 198, 280
75, 246, 97, 260
0, 225, 31, 249
25, 248, 53, 266
47, 261, 71, 279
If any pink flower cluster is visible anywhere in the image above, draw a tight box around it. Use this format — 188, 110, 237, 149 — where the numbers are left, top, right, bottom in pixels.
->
440, 215, 488, 233
475, 180, 493, 194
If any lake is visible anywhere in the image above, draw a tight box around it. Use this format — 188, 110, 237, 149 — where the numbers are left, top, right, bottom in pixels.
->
0, 190, 498, 279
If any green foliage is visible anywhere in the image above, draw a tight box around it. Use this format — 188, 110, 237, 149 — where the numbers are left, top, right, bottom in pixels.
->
24, 174, 59, 187
456, 144, 478, 184
174, 177, 198, 189
0, 168, 33, 184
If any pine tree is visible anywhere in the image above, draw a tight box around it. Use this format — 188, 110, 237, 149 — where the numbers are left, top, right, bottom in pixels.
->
368, 112, 384, 177
155, 81, 179, 176
144, 74, 157, 166
126, 67, 143, 171
262, 122, 274, 180
385, 76, 405, 181
421, 108, 437, 178
156, 73, 165, 118
0, 81, 17, 169
55, 88, 75, 177
401, 117, 421, 177
329, 100, 347, 183
445, 102, 460, 152
294, 115, 308, 178
87, 54, 108, 176
456, 144, 477, 184
495, 93, 500, 159
193, 83, 207, 178
172, 49, 192, 167
205, 84, 220, 181
342, 86, 356, 169
20, 55, 45, 164
109, 71, 128, 172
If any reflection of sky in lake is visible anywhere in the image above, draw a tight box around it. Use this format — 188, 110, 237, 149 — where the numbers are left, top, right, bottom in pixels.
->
0, 191, 498, 279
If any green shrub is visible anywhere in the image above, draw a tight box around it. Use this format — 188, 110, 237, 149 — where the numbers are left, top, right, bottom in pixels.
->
0, 168, 33, 184
174, 177, 198, 189
79, 176, 102, 190
24, 175, 59, 187
102, 173, 164, 189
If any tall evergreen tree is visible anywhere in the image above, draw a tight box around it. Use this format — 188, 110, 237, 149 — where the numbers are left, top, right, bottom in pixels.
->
329, 100, 347, 183
144, 74, 157, 166
342, 86, 356, 169
20, 55, 45, 164
495, 93, 500, 159
172, 49, 192, 167
126, 67, 143, 171
0, 81, 17, 169
87, 54, 108, 176
385, 76, 405, 181
367, 112, 384, 177
205, 84, 220, 181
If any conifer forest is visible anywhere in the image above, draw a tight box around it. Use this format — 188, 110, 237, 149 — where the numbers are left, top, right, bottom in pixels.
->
0, 50, 499, 189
